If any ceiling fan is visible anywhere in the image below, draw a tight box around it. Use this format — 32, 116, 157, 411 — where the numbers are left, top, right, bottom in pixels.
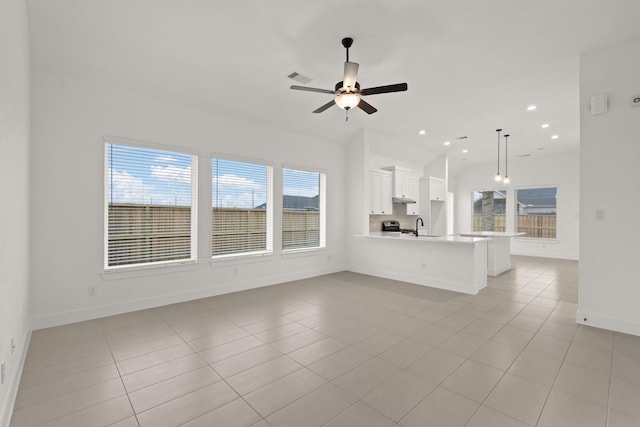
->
290, 37, 408, 119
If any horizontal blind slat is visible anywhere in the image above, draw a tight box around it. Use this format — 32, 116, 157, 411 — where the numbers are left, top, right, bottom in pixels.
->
282, 168, 321, 251
106, 143, 194, 267
212, 158, 272, 256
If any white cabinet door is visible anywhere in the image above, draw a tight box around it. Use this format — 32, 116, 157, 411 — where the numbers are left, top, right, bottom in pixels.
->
429, 178, 445, 201
370, 172, 382, 214
382, 166, 411, 198
406, 176, 420, 215
370, 170, 392, 215
380, 173, 392, 214
395, 169, 410, 198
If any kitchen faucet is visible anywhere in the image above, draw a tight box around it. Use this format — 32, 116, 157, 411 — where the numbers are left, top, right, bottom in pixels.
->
414, 217, 424, 236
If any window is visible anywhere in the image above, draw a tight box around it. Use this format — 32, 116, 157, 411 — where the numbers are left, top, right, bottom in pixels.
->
282, 168, 326, 251
515, 187, 557, 238
105, 141, 197, 269
472, 189, 507, 231
212, 158, 273, 257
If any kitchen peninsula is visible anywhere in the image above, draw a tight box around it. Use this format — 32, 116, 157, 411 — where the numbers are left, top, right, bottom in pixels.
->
459, 231, 525, 276
350, 232, 489, 295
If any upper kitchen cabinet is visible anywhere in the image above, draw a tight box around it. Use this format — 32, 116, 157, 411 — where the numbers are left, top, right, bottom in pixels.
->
382, 166, 410, 200
420, 176, 447, 236
406, 176, 420, 215
429, 177, 445, 201
370, 170, 393, 215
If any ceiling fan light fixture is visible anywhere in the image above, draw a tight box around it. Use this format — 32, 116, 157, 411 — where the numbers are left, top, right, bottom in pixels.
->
335, 92, 360, 110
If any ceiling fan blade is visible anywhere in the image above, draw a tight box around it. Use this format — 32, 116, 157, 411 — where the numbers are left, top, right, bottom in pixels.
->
290, 85, 336, 95
313, 100, 336, 113
357, 98, 378, 114
343, 62, 359, 90
360, 83, 408, 96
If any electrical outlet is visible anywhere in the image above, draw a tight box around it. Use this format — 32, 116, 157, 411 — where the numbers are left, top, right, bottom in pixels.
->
1, 360, 5, 385
11, 337, 15, 355
88, 287, 96, 296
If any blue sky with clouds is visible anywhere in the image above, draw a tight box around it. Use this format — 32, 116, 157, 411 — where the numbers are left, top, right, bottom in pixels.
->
107, 144, 320, 208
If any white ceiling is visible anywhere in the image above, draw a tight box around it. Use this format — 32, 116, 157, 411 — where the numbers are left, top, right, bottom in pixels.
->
27, 0, 640, 172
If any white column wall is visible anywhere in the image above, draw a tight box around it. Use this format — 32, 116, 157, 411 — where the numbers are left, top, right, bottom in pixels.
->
30, 70, 348, 329
0, 0, 31, 425
454, 153, 579, 260
578, 35, 640, 335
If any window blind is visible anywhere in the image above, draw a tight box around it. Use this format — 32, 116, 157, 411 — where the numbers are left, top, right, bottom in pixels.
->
212, 158, 272, 257
282, 168, 325, 250
105, 143, 197, 268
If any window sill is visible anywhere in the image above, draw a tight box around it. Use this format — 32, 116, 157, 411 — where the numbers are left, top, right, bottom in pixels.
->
514, 237, 559, 244
209, 251, 273, 266
281, 247, 326, 258
102, 259, 198, 280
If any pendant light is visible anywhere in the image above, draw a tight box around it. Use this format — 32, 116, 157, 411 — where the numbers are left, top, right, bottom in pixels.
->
503, 134, 510, 184
494, 129, 502, 181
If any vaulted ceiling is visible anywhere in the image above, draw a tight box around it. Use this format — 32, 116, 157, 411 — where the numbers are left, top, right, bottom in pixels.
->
27, 0, 640, 171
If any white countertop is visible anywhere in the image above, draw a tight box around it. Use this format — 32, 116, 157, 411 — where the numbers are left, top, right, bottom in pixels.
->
459, 232, 526, 238
360, 231, 489, 245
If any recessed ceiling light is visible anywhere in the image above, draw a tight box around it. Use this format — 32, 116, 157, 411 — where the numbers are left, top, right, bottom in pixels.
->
462, 149, 468, 153
419, 130, 426, 135
444, 141, 450, 146
527, 105, 537, 111
551, 135, 559, 140
541, 123, 550, 128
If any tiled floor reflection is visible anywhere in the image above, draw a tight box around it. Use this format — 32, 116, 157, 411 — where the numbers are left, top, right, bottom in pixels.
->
10, 256, 640, 426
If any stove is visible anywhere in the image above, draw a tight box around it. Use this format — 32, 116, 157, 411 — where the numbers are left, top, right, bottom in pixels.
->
381, 220, 414, 234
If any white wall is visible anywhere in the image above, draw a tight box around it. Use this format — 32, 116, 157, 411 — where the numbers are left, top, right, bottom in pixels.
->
578, 35, 640, 335
30, 71, 348, 329
0, 0, 31, 425
454, 152, 580, 260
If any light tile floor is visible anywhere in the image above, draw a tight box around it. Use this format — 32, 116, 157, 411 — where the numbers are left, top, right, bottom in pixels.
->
9, 256, 640, 426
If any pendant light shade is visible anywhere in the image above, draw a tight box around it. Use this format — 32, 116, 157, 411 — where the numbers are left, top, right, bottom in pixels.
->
494, 129, 502, 181
503, 134, 510, 184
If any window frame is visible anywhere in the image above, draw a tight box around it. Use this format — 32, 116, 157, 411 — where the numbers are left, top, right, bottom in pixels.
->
103, 136, 198, 271
210, 155, 274, 260
281, 166, 326, 253
470, 188, 509, 232
514, 185, 559, 241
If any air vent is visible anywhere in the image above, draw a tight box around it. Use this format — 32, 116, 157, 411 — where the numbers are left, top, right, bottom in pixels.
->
288, 72, 311, 84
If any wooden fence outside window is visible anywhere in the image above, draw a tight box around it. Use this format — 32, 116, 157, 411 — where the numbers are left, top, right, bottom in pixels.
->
473, 214, 556, 238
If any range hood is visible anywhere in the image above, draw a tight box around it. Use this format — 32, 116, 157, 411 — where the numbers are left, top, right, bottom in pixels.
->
392, 196, 416, 204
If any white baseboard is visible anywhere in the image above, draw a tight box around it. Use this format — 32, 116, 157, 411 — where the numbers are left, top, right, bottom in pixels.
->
31, 264, 347, 330
511, 249, 578, 261
576, 310, 640, 336
0, 329, 31, 427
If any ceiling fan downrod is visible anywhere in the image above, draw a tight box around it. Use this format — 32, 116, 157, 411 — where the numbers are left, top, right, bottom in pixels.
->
342, 37, 353, 62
